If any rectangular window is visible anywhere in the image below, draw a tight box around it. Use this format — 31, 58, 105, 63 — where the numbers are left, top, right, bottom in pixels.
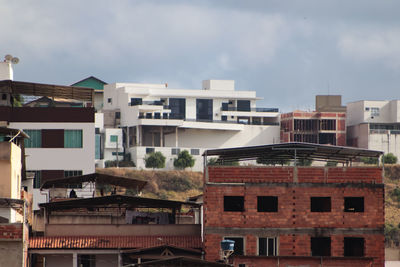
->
24, 130, 42, 148
95, 134, 101, 159
130, 98, 142, 106
171, 148, 180, 155
146, 147, 155, 154
169, 98, 186, 119
311, 197, 331, 212
191, 149, 200, 155
112, 152, 124, 156
311, 237, 331, 256
110, 135, 118, 142
64, 170, 83, 177
64, 130, 82, 148
221, 115, 227, 121
344, 237, 364, 257
259, 237, 278, 256
78, 254, 96, 267
196, 99, 213, 121
257, 196, 278, 212
107, 98, 112, 103
371, 107, 380, 117
237, 100, 251, 111
224, 196, 244, 212
224, 237, 244, 255
2, 94, 6, 100
344, 197, 364, 212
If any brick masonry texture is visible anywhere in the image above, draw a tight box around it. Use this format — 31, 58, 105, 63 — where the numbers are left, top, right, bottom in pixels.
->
0, 224, 23, 240
204, 166, 384, 267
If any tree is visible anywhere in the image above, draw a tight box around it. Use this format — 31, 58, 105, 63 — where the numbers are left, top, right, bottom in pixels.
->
144, 152, 166, 169
173, 150, 195, 169
382, 153, 398, 164
361, 157, 378, 165
297, 158, 312, 166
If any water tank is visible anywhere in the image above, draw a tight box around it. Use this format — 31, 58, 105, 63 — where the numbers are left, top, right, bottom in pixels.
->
221, 240, 235, 251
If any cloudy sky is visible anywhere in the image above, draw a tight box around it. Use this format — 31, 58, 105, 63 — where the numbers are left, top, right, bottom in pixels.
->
1, 0, 399, 111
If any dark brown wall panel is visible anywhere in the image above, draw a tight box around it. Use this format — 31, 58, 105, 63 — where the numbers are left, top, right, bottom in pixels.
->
42, 129, 64, 148
41, 170, 64, 184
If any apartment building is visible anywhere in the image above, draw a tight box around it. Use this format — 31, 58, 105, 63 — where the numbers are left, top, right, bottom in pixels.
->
281, 95, 346, 146
0, 128, 30, 267
347, 100, 400, 160
203, 143, 384, 267
102, 80, 280, 170
0, 78, 95, 209
29, 174, 202, 267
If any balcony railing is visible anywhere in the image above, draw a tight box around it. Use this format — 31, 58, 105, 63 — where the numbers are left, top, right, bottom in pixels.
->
129, 101, 170, 109
221, 107, 279, 112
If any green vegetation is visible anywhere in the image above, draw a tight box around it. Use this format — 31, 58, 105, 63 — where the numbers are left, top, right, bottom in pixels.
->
207, 157, 240, 166
105, 160, 135, 168
173, 150, 195, 169
383, 153, 398, 164
144, 152, 166, 169
361, 157, 379, 165
297, 158, 312, 166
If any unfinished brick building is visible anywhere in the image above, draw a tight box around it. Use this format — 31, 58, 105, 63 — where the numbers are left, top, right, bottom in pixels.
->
203, 143, 384, 267
281, 95, 346, 146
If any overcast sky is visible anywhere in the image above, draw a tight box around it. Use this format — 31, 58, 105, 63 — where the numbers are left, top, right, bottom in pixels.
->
1, 0, 400, 111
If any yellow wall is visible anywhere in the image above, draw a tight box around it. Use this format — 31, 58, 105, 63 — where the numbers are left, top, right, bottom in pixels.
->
0, 142, 21, 199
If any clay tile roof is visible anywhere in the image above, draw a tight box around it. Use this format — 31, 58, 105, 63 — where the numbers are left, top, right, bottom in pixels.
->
29, 236, 202, 249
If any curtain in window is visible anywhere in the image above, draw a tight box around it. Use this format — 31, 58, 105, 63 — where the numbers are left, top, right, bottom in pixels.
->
64, 130, 82, 148
24, 130, 42, 148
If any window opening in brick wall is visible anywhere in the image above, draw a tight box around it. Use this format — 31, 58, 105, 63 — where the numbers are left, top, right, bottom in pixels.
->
344, 237, 364, 257
224, 237, 244, 255
311, 237, 331, 256
259, 237, 278, 256
224, 196, 244, 212
311, 197, 331, 212
238, 264, 246, 267
257, 196, 278, 212
344, 197, 364, 212
78, 254, 96, 267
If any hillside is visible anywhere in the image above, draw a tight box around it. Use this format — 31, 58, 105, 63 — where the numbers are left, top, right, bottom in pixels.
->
96, 168, 203, 202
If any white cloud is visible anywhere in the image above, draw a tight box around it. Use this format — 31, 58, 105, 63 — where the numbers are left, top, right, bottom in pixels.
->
338, 29, 400, 70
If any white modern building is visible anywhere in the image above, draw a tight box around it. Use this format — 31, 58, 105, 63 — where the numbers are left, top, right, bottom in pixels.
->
347, 100, 400, 160
0, 60, 96, 209
102, 80, 280, 170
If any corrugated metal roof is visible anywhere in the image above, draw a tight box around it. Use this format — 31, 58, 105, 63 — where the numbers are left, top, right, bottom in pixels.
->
29, 236, 202, 249
204, 142, 383, 164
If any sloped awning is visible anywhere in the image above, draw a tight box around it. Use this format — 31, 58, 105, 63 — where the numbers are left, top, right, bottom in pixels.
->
40, 173, 147, 191
204, 142, 383, 164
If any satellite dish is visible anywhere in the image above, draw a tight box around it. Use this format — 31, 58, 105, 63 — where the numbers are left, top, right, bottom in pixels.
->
11, 57, 19, 64
4, 54, 12, 61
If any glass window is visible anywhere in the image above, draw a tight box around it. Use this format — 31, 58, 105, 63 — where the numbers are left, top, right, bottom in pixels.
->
169, 98, 186, 119
171, 148, 180, 155
259, 237, 278, 256
95, 134, 101, 159
371, 107, 380, 117
110, 135, 118, 142
24, 130, 42, 148
64, 170, 83, 177
196, 99, 213, 121
64, 130, 82, 148
146, 147, 155, 154
191, 149, 200, 155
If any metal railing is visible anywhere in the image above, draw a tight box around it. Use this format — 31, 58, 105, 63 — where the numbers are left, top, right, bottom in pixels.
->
221, 107, 279, 112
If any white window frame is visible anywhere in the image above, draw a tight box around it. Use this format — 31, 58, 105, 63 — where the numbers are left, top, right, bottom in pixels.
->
257, 236, 279, 256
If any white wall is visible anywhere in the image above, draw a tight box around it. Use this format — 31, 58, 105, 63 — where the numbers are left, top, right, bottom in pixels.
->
0, 61, 13, 80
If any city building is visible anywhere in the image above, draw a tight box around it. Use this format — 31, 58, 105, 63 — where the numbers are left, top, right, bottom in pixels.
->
0, 79, 95, 209
281, 95, 346, 146
203, 143, 385, 266
72, 76, 107, 112
102, 80, 280, 170
347, 100, 400, 160
29, 174, 202, 267
0, 127, 30, 267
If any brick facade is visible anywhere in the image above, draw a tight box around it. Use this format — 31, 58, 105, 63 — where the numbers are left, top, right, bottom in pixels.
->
204, 166, 384, 267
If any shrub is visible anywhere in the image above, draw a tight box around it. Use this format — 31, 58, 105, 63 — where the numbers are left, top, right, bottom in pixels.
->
207, 157, 240, 166
144, 152, 166, 169
105, 160, 135, 168
174, 150, 195, 169
383, 153, 398, 164
361, 157, 378, 165
297, 158, 312, 166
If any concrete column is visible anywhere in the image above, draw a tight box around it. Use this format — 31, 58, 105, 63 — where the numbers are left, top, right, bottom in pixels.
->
137, 126, 141, 146
160, 126, 164, 147
126, 127, 130, 148
72, 253, 77, 267
175, 127, 178, 147
118, 252, 122, 267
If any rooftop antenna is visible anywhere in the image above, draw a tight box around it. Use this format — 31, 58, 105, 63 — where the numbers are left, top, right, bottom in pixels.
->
4, 54, 19, 64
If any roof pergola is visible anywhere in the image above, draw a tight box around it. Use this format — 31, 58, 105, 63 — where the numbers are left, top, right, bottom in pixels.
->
0, 80, 94, 102
39, 195, 200, 212
40, 173, 147, 191
204, 142, 383, 164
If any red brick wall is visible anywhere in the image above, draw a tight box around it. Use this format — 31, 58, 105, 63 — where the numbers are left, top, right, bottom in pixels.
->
204, 185, 384, 228
205, 234, 383, 266
0, 224, 23, 240
208, 166, 383, 184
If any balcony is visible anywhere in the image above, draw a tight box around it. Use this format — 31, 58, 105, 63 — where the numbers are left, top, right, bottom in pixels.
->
222, 106, 279, 112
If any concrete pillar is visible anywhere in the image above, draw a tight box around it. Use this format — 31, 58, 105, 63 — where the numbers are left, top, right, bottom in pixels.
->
72, 253, 77, 267
175, 127, 178, 147
160, 126, 164, 147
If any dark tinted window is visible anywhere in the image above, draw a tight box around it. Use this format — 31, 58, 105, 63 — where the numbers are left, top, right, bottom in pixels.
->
224, 196, 244, 212
169, 98, 186, 119
311, 197, 331, 212
196, 99, 213, 121
311, 237, 331, 256
344, 197, 364, 212
257, 196, 278, 212
344, 238, 364, 257
237, 100, 250, 111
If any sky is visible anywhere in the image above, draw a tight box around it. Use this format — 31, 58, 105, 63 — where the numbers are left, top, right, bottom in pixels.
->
1, 0, 400, 112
